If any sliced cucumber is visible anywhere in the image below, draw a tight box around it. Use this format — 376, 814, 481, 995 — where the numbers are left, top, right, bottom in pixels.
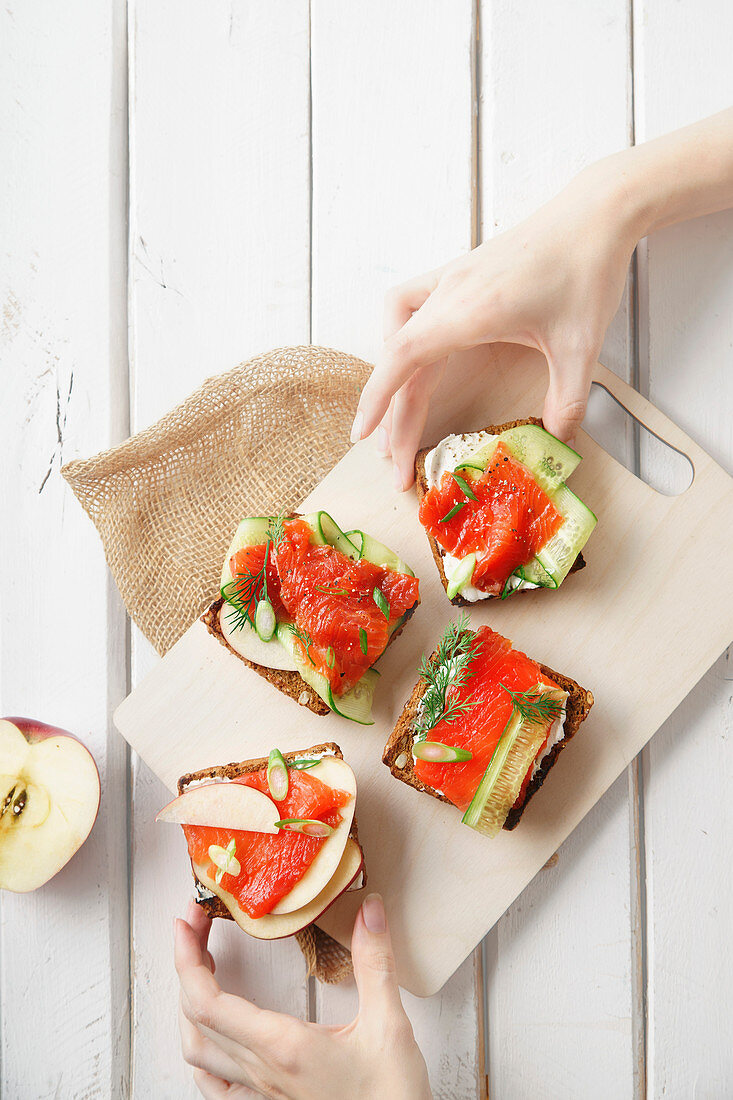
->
446, 552, 476, 600
276, 622, 378, 724
461, 424, 582, 495
536, 483, 597, 586
517, 558, 557, 589
254, 598, 276, 641
461, 685, 566, 837
301, 511, 361, 559
345, 529, 414, 576
220, 517, 272, 590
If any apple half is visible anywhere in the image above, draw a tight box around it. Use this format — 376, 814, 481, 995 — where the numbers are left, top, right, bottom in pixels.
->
0, 717, 101, 893
156, 782, 280, 834
270, 755, 356, 914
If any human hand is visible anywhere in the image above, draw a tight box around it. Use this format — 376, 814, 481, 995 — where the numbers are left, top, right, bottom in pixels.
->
175, 894, 432, 1100
351, 163, 641, 488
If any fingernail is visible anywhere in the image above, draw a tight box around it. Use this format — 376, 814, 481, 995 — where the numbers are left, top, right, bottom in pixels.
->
393, 463, 403, 491
350, 411, 364, 444
376, 426, 389, 456
362, 892, 386, 934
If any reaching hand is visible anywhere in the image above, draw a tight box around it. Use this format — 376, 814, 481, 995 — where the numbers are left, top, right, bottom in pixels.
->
350, 108, 733, 489
351, 165, 638, 489
175, 894, 432, 1100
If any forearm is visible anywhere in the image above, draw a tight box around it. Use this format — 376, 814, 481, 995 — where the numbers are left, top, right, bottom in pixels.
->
578, 107, 733, 244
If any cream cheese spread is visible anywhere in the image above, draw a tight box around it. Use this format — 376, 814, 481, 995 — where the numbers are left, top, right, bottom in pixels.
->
424, 431, 539, 599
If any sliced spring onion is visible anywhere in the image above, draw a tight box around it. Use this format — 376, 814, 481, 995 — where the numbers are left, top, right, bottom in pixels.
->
372, 586, 390, 619
446, 552, 476, 600
288, 758, 321, 771
412, 741, 473, 763
359, 627, 368, 655
267, 748, 289, 801
275, 818, 334, 837
208, 838, 241, 884
451, 471, 478, 501
326, 645, 335, 669
254, 598, 276, 641
439, 502, 466, 523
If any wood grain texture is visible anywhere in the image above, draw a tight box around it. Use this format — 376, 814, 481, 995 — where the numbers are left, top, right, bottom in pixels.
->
128, 4, 312, 1097
478, 2, 641, 1095
114, 347, 733, 999
0, 1, 130, 1097
309, 3, 484, 1091
634, 3, 733, 1094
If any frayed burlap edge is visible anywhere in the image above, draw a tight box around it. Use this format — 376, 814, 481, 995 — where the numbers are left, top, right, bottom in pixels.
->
62, 344, 370, 983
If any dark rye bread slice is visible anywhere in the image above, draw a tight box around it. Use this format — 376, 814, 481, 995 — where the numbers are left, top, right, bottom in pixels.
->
415, 416, 585, 605
382, 642, 594, 831
178, 743, 364, 921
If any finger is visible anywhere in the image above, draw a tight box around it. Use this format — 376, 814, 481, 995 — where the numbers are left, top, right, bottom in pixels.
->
179, 1005, 245, 1085
186, 901, 216, 973
390, 359, 447, 491
351, 893, 404, 1019
352, 302, 460, 443
542, 350, 595, 445
193, 1067, 262, 1099
175, 918, 266, 1049
383, 272, 437, 340
375, 399, 394, 458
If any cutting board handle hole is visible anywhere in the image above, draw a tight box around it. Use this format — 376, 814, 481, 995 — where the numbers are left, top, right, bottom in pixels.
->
585, 382, 694, 496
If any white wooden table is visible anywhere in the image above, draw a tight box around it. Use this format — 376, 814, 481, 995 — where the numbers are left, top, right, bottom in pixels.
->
2, 3, 731, 1097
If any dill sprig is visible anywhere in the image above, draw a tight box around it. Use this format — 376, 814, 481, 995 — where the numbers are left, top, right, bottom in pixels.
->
288, 623, 316, 665
413, 614, 481, 738
267, 512, 286, 550
222, 513, 287, 632
500, 684, 563, 725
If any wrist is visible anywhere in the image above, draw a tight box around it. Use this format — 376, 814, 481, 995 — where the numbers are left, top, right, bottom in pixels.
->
570, 149, 654, 250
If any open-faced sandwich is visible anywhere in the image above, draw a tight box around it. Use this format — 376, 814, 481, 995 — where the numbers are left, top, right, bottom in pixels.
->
157, 743, 364, 938
203, 511, 420, 724
416, 418, 597, 602
382, 617, 593, 836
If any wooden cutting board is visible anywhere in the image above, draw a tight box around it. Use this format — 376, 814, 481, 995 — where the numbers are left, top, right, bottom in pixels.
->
114, 345, 733, 997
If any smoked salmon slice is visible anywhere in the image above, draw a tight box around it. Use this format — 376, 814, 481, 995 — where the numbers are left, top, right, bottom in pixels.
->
419, 442, 563, 594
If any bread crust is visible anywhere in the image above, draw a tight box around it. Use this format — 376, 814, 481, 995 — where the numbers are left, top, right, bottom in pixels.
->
381, 637, 594, 830
414, 417, 585, 605
179, 743, 365, 921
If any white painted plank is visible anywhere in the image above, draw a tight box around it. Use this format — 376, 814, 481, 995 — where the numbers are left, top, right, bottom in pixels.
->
0, 1, 129, 1098
129, 0, 312, 429
310, 0, 476, 364
309, 3, 483, 1094
479, 3, 640, 1096
633, 3, 733, 1093
128, 3, 312, 1097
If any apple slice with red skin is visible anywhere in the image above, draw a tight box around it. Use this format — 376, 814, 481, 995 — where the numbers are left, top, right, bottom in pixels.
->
192, 838, 364, 940
270, 755, 356, 915
156, 782, 280, 833
0, 717, 101, 893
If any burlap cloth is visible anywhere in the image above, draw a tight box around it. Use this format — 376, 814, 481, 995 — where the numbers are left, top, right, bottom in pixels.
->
62, 345, 372, 984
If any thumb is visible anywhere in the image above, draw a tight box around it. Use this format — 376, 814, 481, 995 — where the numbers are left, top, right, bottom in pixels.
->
351, 893, 403, 1018
542, 352, 595, 445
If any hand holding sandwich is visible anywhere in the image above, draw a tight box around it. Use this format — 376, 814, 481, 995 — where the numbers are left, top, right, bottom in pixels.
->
175, 895, 432, 1100
351, 108, 733, 489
